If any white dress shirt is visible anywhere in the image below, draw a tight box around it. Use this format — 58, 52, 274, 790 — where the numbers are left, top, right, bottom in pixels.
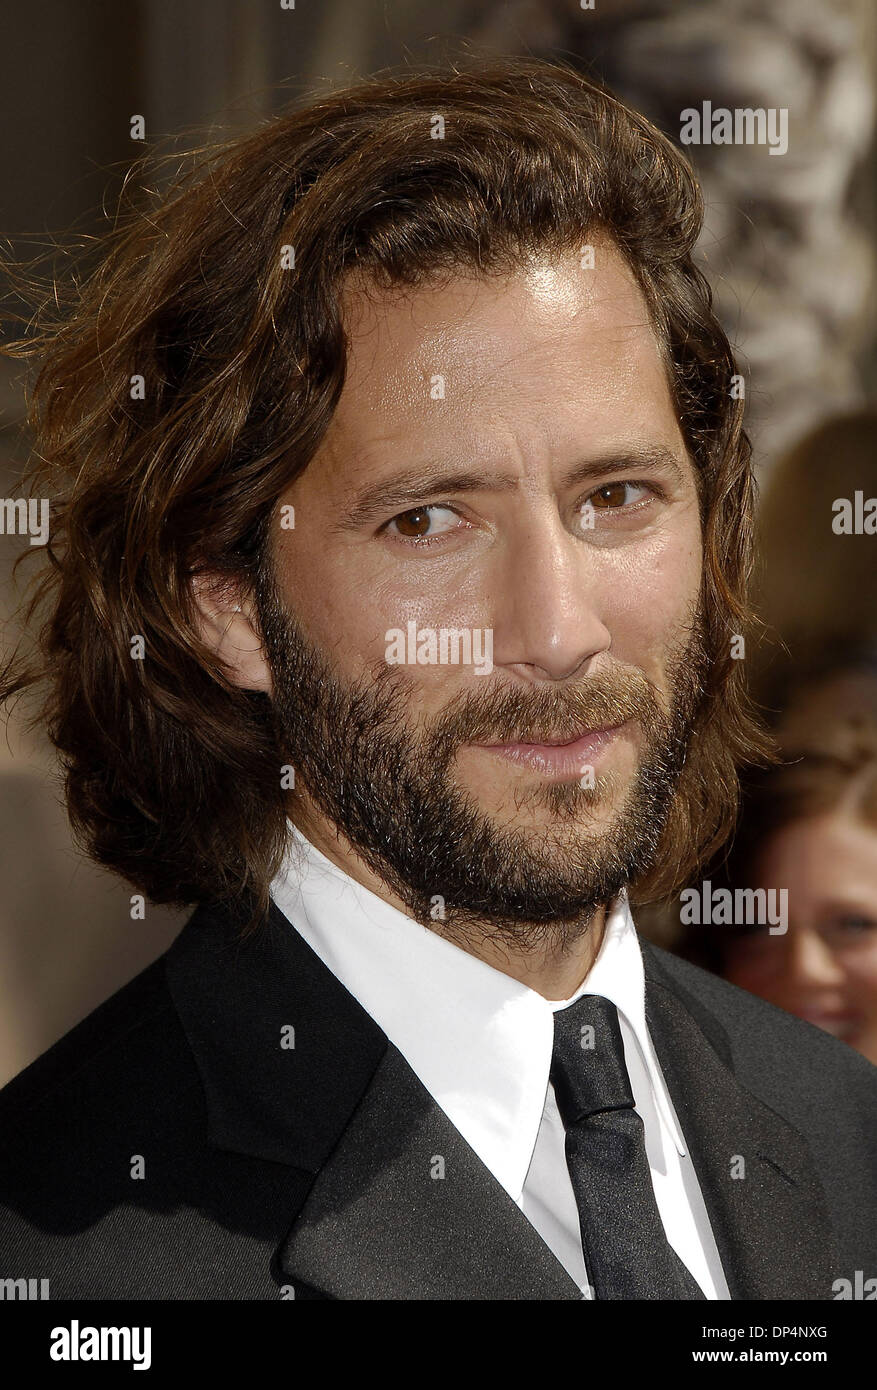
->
270, 820, 731, 1299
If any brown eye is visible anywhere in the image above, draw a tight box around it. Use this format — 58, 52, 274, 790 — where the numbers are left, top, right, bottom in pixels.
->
394, 508, 433, 537
591, 482, 629, 509
386, 504, 459, 542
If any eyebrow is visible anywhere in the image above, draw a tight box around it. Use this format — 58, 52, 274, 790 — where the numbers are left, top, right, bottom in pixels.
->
334, 445, 690, 531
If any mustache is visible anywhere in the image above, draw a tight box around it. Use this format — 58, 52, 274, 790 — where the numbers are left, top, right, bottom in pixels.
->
418, 667, 666, 750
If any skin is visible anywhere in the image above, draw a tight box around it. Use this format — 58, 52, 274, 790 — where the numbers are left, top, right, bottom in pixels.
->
194, 238, 703, 999
723, 812, 877, 1066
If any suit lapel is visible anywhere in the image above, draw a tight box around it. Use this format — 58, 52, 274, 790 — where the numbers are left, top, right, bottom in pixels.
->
279, 1040, 583, 1300
166, 895, 835, 1300
166, 896, 582, 1300
641, 942, 836, 1300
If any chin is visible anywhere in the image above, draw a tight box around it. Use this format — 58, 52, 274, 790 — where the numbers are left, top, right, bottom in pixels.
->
470, 788, 615, 824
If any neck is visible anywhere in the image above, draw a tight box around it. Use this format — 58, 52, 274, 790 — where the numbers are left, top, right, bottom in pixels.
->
288, 801, 608, 1001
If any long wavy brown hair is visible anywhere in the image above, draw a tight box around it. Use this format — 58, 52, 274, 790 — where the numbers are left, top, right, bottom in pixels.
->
0, 55, 775, 935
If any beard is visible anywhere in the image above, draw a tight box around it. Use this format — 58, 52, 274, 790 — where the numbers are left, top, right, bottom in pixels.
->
254, 567, 709, 952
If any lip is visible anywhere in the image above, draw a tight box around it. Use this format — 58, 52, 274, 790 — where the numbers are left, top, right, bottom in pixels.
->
470, 721, 631, 779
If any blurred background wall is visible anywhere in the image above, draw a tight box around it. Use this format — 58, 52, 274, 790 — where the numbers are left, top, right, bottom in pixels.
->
2, 0, 876, 1083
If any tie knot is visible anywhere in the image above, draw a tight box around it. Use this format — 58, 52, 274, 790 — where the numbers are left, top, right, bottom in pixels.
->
550, 994, 634, 1126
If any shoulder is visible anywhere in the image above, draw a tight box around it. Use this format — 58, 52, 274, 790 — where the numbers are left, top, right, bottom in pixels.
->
0, 902, 309, 1299
642, 937, 877, 1115
0, 930, 201, 1164
0, 912, 211, 1280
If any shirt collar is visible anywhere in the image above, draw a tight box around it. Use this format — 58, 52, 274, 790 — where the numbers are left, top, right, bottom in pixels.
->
270, 819, 686, 1200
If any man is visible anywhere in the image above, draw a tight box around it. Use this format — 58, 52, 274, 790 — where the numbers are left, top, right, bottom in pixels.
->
0, 56, 875, 1301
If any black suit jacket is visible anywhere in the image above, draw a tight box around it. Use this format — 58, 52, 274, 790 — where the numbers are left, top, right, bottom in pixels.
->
1, 894, 875, 1300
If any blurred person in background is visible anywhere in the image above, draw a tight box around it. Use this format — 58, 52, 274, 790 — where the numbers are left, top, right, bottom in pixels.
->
681, 711, 877, 1068
673, 408, 877, 1062
751, 409, 877, 724
636, 411, 877, 955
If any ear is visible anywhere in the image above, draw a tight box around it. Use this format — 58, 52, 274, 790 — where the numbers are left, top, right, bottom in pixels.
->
189, 573, 273, 695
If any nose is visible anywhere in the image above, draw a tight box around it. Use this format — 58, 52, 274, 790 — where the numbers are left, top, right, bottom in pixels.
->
491, 515, 612, 682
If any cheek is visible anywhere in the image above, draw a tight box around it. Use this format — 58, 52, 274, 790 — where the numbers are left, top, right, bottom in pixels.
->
272, 531, 391, 669
601, 527, 701, 667
274, 534, 480, 697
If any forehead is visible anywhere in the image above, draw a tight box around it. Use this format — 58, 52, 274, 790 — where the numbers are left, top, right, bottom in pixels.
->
759, 814, 877, 887
325, 238, 680, 466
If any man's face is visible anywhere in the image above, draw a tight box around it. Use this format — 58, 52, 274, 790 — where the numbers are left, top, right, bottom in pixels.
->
257, 239, 705, 940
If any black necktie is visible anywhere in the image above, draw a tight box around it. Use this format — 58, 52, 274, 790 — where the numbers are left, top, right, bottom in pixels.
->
551, 993, 706, 1300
